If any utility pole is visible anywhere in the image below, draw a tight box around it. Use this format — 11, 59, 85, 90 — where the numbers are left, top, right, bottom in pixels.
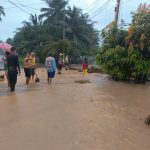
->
114, 0, 121, 25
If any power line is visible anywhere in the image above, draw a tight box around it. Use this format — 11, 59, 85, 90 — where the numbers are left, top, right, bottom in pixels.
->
15, 0, 35, 14
80, 0, 98, 9
90, 0, 113, 16
4, 0, 31, 15
20, 5, 41, 11
15, 0, 41, 11
123, 0, 134, 3
4, 3, 43, 9
90, 0, 114, 18
83, 0, 100, 11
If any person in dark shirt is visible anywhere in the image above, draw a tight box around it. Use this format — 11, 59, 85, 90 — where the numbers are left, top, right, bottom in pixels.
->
57, 53, 63, 74
7, 47, 21, 92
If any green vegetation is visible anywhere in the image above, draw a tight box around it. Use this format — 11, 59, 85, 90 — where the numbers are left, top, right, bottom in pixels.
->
0, 5, 5, 21
6, 0, 99, 62
18, 55, 25, 67
97, 4, 150, 83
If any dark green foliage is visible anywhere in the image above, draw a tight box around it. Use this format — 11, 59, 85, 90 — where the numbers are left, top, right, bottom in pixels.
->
8, 0, 99, 62
97, 46, 150, 82
97, 4, 150, 83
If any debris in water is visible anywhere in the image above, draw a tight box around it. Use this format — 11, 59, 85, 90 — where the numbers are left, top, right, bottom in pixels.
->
75, 80, 91, 84
145, 115, 150, 125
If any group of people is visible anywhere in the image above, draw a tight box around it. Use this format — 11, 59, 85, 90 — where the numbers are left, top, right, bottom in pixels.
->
2, 47, 36, 92
45, 52, 70, 84
2, 47, 88, 92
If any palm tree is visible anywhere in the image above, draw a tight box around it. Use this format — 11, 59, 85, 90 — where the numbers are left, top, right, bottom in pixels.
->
22, 14, 42, 28
39, 0, 68, 23
29, 14, 42, 26
66, 6, 96, 51
0, 6, 5, 21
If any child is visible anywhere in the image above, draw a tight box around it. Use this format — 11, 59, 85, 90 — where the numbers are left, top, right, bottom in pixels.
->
82, 58, 88, 75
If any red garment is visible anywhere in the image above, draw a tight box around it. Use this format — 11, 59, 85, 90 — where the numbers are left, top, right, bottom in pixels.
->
82, 63, 88, 69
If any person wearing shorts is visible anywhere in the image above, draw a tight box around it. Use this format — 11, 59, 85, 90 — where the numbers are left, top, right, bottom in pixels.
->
57, 53, 63, 74
45, 53, 56, 85
24, 53, 31, 85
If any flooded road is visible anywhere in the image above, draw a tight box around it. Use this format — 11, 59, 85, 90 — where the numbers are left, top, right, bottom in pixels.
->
0, 69, 150, 150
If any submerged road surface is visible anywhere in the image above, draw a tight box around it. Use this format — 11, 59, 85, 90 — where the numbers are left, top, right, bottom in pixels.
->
0, 69, 150, 150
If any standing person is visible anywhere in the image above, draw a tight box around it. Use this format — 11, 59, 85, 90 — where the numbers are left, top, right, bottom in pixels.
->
24, 53, 31, 85
7, 47, 21, 92
30, 52, 36, 81
45, 53, 56, 85
82, 57, 88, 75
65, 55, 69, 70
57, 53, 63, 74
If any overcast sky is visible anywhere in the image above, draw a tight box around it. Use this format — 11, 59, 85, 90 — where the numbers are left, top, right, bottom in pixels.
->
0, 0, 149, 41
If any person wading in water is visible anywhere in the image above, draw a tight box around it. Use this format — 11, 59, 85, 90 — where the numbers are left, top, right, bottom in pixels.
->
7, 47, 21, 92
57, 53, 63, 74
45, 53, 56, 85
24, 53, 31, 85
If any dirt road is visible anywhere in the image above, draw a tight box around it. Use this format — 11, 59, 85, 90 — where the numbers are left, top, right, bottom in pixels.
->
0, 69, 150, 150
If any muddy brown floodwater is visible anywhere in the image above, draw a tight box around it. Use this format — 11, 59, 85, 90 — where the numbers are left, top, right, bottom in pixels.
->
0, 68, 150, 150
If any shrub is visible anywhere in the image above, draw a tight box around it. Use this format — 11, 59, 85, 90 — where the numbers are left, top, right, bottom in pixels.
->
97, 46, 150, 82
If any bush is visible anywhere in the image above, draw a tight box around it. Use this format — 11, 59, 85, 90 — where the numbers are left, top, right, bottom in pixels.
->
97, 46, 150, 82
19, 55, 24, 67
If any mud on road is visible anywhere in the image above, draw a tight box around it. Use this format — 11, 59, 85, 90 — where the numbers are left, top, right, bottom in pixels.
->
0, 69, 150, 150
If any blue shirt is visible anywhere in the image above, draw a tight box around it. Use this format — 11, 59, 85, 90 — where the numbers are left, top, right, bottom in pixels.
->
45, 56, 56, 72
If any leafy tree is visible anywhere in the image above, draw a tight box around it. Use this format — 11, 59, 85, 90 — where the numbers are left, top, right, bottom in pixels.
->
97, 3, 150, 83
65, 6, 99, 55
126, 3, 150, 58
100, 22, 127, 50
10, 0, 99, 62
6, 38, 13, 45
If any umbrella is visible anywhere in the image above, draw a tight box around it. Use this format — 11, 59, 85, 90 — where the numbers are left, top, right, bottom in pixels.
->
0, 43, 12, 52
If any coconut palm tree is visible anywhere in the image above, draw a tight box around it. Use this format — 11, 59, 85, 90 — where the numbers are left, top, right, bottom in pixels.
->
39, 0, 68, 23
0, 6, 5, 21
66, 6, 97, 51
22, 14, 42, 28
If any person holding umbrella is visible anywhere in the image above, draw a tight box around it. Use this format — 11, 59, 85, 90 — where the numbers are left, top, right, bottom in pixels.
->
0, 43, 12, 81
0, 43, 12, 51
7, 47, 21, 92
